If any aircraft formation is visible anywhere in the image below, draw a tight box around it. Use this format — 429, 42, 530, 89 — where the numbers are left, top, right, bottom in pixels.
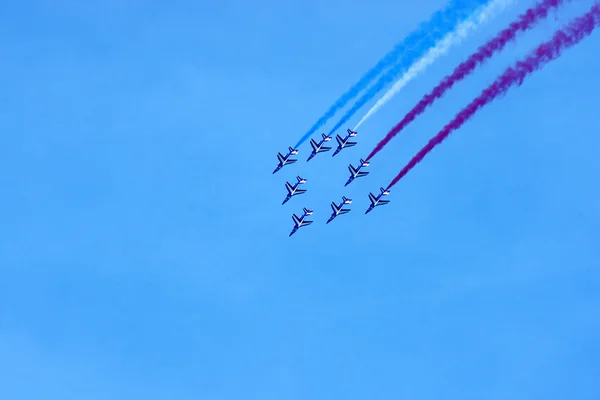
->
274, 129, 390, 237
271, 0, 600, 237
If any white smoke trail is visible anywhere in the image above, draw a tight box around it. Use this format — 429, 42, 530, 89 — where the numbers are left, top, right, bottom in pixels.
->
353, 0, 516, 131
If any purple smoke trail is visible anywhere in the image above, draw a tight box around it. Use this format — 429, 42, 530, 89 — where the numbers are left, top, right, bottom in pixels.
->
387, 3, 600, 190
367, 0, 568, 161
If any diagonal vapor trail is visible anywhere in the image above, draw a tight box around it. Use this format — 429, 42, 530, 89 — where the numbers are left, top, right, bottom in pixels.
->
354, 0, 515, 133
294, 0, 492, 149
367, 0, 568, 161
324, 0, 512, 138
386, 3, 600, 190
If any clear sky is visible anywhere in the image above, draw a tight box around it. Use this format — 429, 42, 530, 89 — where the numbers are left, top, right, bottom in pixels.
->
1, 0, 599, 399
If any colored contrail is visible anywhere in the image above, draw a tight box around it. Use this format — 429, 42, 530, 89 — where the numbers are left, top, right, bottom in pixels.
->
293, 0, 492, 149
324, 0, 511, 139
355, 0, 515, 132
386, 3, 600, 190
367, 0, 567, 161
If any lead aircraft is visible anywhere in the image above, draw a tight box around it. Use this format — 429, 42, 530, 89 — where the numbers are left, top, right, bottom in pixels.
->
365, 187, 390, 214
332, 129, 358, 157
273, 147, 299, 174
289, 207, 314, 237
306, 134, 333, 161
345, 158, 370, 186
282, 176, 307, 205
326, 196, 352, 224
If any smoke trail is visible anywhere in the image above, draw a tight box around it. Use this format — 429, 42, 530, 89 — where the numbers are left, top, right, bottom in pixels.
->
293, 0, 491, 148
324, 0, 510, 139
367, 0, 567, 160
355, 0, 516, 132
386, 3, 600, 190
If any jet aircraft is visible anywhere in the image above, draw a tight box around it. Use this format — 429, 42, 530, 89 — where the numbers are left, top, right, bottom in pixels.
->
289, 207, 314, 237
365, 187, 390, 214
306, 134, 332, 161
326, 196, 352, 224
345, 158, 370, 186
273, 146, 299, 174
332, 129, 358, 157
282, 176, 307, 205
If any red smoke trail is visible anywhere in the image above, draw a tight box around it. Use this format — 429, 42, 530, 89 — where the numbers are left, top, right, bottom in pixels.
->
386, 3, 600, 190
367, 0, 568, 161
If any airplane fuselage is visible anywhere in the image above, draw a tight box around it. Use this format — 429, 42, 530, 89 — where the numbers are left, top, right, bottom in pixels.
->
352, 165, 367, 177
332, 133, 357, 157
365, 189, 390, 214
326, 200, 351, 223
307, 136, 332, 161
282, 184, 300, 204
282, 178, 307, 205
289, 218, 309, 236
345, 163, 369, 186
273, 148, 299, 174
289, 211, 313, 236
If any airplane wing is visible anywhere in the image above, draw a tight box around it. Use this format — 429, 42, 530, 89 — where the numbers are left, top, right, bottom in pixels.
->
348, 165, 357, 175
368, 193, 377, 204
331, 202, 339, 213
339, 208, 351, 214
292, 214, 301, 225
285, 182, 294, 194
345, 141, 357, 147
357, 171, 369, 177
300, 220, 313, 226
277, 152, 286, 163
294, 188, 306, 195
310, 139, 319, 151
378, 199, 390, 205
320, 146, 332, 152
336, 135, 344, 145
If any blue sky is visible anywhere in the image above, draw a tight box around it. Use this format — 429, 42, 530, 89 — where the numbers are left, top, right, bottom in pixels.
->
1, 0, 599, 398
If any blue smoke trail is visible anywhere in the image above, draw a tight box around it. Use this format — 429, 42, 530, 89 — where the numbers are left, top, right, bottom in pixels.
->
294, 0, 490, 148
327, 0, 493, 136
